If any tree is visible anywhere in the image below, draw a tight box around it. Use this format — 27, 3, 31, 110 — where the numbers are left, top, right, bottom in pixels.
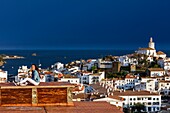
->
131, 103, 145, 113
91, 66, 97, 73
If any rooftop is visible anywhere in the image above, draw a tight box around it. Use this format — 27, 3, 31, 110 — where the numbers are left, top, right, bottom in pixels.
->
0, 102, 123, 113
110, 90, 159, 96
148, 68, 164, 71
157, 51, 166, 55
138, 47, 155, 50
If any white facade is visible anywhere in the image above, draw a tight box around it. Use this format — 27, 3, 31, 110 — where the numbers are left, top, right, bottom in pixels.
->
118, 56, 138, 66
148, 37, 155, 49
85, 59, 97, 70
158, 81, 170, 96
148, 68, 165, 77
114, 75, 139, 90
146, 80, 156, 92
137, 37, 167, 59
59, 78, 80, 84
68, 66, 80, 74
164, 61, 170, 71
109, 91, 161, 113
122, 95, 161, 112
0, 70, 8, 83
80, 72, 105, 84
18, 65, 29, 73
98, 59, 112, 69
52, 62, 64, 70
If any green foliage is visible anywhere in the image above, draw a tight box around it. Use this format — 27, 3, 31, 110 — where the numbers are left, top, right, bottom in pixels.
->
91, 66, 97, 71
149, 61, 161, 68
131, 103, 145, 113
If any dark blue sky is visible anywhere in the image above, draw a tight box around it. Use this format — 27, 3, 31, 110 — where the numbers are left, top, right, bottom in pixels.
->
0, 0, 170, 50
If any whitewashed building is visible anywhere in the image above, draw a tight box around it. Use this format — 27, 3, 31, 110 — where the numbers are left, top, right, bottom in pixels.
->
59, 77, 80, 84
137, 37, 167, 59
109, 91, 161, 112
52, 62, 64, 70
68, 66, 80, 74
147, 68, 165, 77
85, 59, 97, 70
158, 77, 170, 96
118, 55, 138, 66
80, 72, 105, 84
114, 74, 139, 90
97, 59, 112, 69
0, 69, 8, 83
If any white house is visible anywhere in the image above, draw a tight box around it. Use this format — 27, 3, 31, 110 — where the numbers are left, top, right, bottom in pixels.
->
59, 77, 80, 84
85, 59, 97, 70
80, 72, 105, 84
52, 62, 64, 70
158, 79, 170, 96
109, 91, 161, 113
97, 59, 112, 69
137, 37, 167, 59
164, 61, 170, 71
114, 74, 139, 90
68, 66, 80, 74
137, 37, 157, 56
118, 55, 138, 66
157, 51, 166, 59
0, 69, 8, 83
148, 68, 165, 77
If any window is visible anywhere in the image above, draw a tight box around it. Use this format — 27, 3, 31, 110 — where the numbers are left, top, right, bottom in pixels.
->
153, 102, 159, 105
153, 98, 155, 100
130, 98, 132, 101
137, 98, 141, 100
148, 102, 151, 105
68, 80, 70, 82
133, 98, 136, 101
148, 98, 151, 100
130, 102, 132, 105
157, 98, 159, 100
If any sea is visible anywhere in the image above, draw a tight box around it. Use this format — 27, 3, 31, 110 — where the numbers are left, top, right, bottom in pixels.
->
0, 50, 169, 75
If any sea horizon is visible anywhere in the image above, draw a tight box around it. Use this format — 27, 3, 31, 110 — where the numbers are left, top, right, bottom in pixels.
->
1, 49, 170, 75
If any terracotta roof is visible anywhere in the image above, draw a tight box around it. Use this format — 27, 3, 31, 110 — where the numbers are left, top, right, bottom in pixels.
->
159, 80, 170, 83
157, 51, 166, 55
125, 74, 137, 79
109, 95, 124, 101
90, 83, 107, 94
0, 102, 123, 113
138, 47, 155, 50
148, 68, 164, 71
111, 90, 159, 96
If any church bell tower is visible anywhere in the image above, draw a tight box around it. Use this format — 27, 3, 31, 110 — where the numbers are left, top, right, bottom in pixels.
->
148, 37, 155, 49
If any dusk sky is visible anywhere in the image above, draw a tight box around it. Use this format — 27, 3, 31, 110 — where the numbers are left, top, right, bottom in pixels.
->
0, 0, 170, 50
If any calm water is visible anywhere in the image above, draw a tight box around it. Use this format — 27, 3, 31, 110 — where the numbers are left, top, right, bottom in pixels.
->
0, 50, 169, 75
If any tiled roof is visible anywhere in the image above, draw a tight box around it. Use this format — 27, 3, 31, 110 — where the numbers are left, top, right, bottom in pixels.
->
90, 83, 107, 94
148, 68, 164, 71
110, 90, 159, 96
45, 102, 123, 113
0, 102, 123, 113
159, 80, 170, 83
138, 47, 155, 50
125, 74, 137, 79
157, 51, 166, 55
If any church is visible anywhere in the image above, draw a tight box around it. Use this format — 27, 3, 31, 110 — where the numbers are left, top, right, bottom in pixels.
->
137, 37, 166, 59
